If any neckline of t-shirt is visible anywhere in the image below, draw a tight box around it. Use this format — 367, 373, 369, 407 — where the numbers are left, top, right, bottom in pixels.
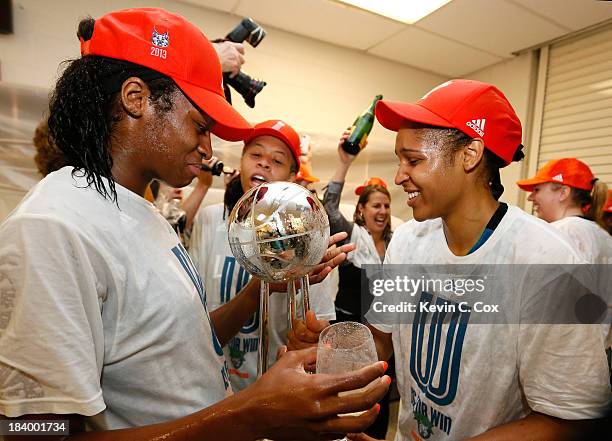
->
114, 182, 157, 213
436, 205, 517, 262
65, 166, 157, 213
554, 216, 593, 227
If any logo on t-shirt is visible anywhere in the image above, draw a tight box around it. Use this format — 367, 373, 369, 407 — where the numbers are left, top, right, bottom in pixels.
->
172, 243, 231, 390
409, 291, 471, 439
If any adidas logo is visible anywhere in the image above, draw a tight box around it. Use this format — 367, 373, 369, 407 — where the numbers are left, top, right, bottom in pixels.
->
466, 118, 486, 137
552, 173, 563, 182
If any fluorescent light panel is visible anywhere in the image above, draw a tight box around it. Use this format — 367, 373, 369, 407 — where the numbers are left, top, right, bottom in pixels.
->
335, 0, 452, 24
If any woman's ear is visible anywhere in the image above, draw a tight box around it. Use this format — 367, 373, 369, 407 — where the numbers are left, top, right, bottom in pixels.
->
463, 138, 485, 173
558, 185, 572, 203
120, 77, 149, 118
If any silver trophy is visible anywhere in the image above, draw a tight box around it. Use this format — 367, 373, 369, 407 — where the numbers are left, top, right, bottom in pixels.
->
227, 182, 330, 376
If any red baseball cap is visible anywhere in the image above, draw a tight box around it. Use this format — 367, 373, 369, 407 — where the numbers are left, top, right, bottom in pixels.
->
516, 158, 595, 192
80, 8, 252, 142
604, 190, 612, 214
244, 120, 301, 168
375, 79, 522, 166
355, 177, 388, 195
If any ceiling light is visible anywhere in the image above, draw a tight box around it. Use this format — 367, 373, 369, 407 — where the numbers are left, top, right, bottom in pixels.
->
334, 0, 452, 24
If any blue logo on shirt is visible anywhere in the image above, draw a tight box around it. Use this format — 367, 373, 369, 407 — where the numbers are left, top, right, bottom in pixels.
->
220, 256, 258, 334
172, 244, 224, 357
409, 291, 470, 406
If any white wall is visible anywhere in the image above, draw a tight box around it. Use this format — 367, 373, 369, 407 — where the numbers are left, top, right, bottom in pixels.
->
465, 52, 536, 207
0, 0, 449, 221
0, 1, 538, 221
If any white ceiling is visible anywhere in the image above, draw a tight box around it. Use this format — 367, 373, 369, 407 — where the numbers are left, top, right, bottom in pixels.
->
181, 0, 612, 77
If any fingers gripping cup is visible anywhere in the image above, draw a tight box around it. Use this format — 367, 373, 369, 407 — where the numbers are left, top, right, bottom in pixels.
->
227, 181, 330, 375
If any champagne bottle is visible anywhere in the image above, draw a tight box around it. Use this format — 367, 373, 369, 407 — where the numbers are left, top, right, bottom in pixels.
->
342, 94, 383, 155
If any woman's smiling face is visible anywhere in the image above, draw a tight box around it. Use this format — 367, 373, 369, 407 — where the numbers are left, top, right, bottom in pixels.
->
394, 125, 467, 221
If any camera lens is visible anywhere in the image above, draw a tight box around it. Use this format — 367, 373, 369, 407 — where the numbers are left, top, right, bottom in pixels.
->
245, 24, 266, 47
227, 72, 266, 108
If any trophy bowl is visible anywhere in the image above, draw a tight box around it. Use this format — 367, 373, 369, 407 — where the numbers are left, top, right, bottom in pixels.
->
227, 182, 330, 283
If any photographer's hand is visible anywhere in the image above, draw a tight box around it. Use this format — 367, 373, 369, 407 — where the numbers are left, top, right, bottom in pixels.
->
212, 41, 245, 78
224, 168, 239, 187
198, 157, 219, 188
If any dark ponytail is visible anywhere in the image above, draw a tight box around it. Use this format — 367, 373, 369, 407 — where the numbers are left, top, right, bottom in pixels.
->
223, 174, 245, 218
484, 144, 524, 200
47, 17, 178, 202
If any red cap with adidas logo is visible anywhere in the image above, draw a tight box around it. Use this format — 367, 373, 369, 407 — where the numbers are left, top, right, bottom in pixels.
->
516, 158, 595, 192
375, 79, 522, 166
80, 7, 252, 142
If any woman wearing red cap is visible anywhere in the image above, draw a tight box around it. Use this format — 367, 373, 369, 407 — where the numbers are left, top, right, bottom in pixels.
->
359, 80, 610, 440
517, 158, 611, 264
189, 119, 337, 393
322, 133, 393, 439
0, 8, 390, 440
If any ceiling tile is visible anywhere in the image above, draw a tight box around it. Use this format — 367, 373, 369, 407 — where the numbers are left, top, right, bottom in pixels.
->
368, 26, 503, 77
416, 0, 569, 56
233, 0, 405, 50
510, 0, 612, 31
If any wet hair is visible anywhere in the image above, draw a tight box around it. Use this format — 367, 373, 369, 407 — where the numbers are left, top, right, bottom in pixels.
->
33, 119, 69, 176
224, 174, 244, 217
413, 124, 524, 200
47, 17, 178, 202
353, 185, 393, 242
566, 180, 609, 229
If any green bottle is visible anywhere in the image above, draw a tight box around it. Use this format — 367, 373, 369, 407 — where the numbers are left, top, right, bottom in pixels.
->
342, 94, 383, 155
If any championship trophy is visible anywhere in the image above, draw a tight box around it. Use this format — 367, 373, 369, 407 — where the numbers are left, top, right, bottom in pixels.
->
227, 182, 330, 376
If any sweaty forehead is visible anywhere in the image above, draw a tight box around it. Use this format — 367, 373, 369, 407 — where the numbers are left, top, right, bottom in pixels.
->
246, 135, 291, 156
395, 128, 426, 153
244, 135, 293, 159
395, 126, 448, 157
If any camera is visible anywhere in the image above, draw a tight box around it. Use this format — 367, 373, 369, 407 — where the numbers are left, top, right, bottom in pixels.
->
227, 18, 266, 47
223, 18, 267, 108
201, 161, 236, 177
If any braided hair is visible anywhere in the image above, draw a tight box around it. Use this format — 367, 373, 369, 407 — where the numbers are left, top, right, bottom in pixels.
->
47, 17, 178, 202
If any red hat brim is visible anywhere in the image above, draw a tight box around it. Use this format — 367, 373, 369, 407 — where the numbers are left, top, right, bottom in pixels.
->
375, 100, 455, 132
516, 176, 552, 192
355, 185, 367, 195
176, 79, 253, 142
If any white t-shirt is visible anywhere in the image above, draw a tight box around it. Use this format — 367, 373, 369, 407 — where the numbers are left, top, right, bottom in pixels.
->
368, 205, 611, 441
190, 203, 336, 391
0, 167, 230, 429
552, 216, 612, 348
552, 216, 612, 264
